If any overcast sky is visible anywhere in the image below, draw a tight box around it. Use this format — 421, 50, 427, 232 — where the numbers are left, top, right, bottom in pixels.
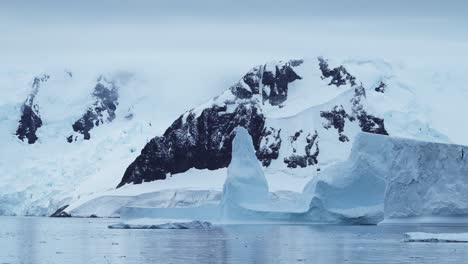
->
1, 1, 468, 139
3, 0, 468, 21
2, 0, 467, 69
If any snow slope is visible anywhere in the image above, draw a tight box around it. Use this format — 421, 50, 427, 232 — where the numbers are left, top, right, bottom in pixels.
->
0, 70, 168, 215
0, 57, 466, 216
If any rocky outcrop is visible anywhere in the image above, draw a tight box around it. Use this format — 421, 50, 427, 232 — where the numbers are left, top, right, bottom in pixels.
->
118, 60, 303, 187
320, 105, 349, 142
50, 205, 71, 217
321, 84, 388, 140
230, 66, 261, 99
261, 61, 302, 106
68, 76, 118, 142
16, 75, 49, 144
284, 130, 319, 168
231, 60, 303, 106
118, 58, 389, 188
257, 127, 282, 167
318, 57, 356, 87
374, 81, 386, 93
351, 85, 388, 135
118, 102, 265, 187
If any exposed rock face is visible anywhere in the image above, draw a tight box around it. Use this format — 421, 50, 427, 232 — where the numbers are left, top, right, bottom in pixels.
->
318, 57, 356, 87
16, 75, 49, 144
284, 130, 319, 168
261, 62, 302, 106
230, 66, 261, 99
231, 61, 303, 106
118, 103, 265, 187
321, 85, 388, 139
118, 60, 303, 187
257, 127, 282, 167
50, 205, 71, 217
374, 81, 387, 93
357, 112, 388, 135
68, 76, 118, 142
351, 85, 388, 135
118, 58, 389, 188
321, 105, 349, 141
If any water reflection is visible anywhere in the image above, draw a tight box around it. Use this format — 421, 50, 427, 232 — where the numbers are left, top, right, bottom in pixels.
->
2, 217, 468, 263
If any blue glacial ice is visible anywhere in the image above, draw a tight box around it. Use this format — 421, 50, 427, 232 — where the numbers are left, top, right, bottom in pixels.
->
117, 128, 468, 225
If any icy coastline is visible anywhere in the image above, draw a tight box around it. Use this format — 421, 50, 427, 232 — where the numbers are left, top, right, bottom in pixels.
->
404, 232, 468, 243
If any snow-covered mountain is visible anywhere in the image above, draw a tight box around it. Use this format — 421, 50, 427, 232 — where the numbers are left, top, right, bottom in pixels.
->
0, 57, 462, 216
118, 57, 447, 188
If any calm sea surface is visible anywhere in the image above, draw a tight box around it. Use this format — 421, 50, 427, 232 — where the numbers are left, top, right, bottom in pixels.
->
1, 216, 468, 263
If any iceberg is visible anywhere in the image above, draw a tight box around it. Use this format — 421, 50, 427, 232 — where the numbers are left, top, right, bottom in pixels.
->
382, 137, 468, 223
115, 130, 382, 224
305, 132, 468, 225
404, 232, 468, 243
219, 128, 383, 224
302, 132, 389, 224
69, 189, 221, 218
221, 127, 270, 220
115, 130, 468, 225
108, 219, 213, 229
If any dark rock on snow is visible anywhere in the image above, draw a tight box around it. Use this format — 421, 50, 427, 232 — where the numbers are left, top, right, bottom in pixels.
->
374, 81, 387, 93
118, 102, 266, 187
118, 60, 302, 187
318, 57, 356, 87
16, 75, 49, 144
257, 127, 282, 167
284, 131, 319, 168
118, 58, 388, 187
320, 84, 388, 140
50, 205, 71, 217
261, 62, 302, 106
68, 76, 118, 142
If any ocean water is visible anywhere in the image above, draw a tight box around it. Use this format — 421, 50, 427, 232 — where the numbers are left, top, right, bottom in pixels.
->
1, 216, 468, 264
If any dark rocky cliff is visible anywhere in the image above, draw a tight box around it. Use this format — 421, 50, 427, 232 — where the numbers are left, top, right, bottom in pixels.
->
16, 75, 49, 144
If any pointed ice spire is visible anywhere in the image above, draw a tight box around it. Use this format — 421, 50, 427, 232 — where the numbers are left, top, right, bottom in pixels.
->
222, 127, 269, 212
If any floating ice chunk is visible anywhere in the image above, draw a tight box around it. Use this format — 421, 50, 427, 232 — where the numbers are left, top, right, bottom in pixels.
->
70, 189, 222, 218
404, 232, 468, 243
108, 219, 212, 229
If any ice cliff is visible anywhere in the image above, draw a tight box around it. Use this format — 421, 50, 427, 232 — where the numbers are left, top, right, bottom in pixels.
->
305, 132, 468, 224
382, 137, 468, 223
